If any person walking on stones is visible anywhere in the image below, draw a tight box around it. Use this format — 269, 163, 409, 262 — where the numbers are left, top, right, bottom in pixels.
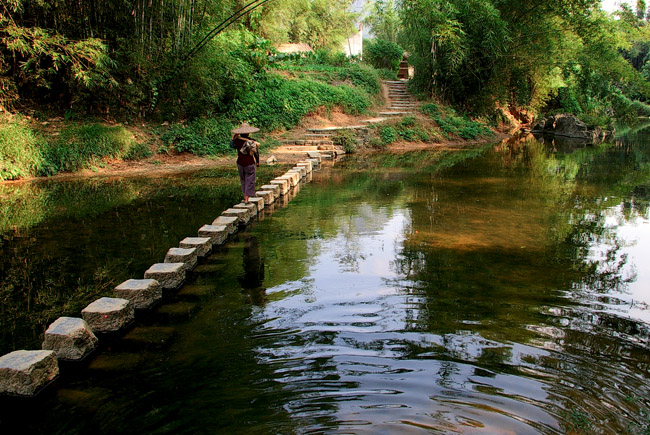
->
232, 122, 260, 203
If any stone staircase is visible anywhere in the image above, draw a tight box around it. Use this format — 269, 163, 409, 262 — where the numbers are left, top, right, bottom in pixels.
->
271, 80, 418, 160
380, 80, 418, 117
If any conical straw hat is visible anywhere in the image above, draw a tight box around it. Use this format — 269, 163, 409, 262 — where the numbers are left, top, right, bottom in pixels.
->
231, 122, 260, 134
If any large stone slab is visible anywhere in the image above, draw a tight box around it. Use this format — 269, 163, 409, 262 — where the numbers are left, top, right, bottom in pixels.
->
307, 152, 322, 161
290, 166, 307, 177
165, 247, 198, 272
222, 207, 251, 225
307, 158, 320, 167
247, 197, 265, 212
198, 224, 229, 246
179, 237, 212, 257
42, 317, 98, 361
211, 216, 238, 235
270, 178, 290, 195
234, 202, 258, 217
296, 161, 313, 172
279, 172, 299, 187
0, 350, 59, 396
255, 190, 274, 205
144, 263, 186, 290
82, 297, 135, 333
115, 278, 162, 310
260, 184, 280, 200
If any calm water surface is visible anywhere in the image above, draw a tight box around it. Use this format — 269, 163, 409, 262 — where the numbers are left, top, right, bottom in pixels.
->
1, 134, 650, 434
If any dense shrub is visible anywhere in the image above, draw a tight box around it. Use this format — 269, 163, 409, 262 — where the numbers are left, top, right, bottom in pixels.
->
0, 118, 46, 180
380, 126, 398, 144
364, 38, 404, 71
40, 124, 137, 174
421, 103, 493, 140
332, 129, 359, 153
161, 118, 235, 156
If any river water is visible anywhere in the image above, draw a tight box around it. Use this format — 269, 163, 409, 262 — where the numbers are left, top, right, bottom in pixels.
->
1, 133, 649, 433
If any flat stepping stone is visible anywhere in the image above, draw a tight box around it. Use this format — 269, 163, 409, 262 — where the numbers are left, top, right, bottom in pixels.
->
234, 202, 258, 217
144, 263, 186, 290
165, 247, 198, 272
280, 172, 300, 187
179, 237, 212, 257
42, 317, 98, 360
198, 224, 228, 246
222, 208, 251, 225
255, 190, 274, 205
82, 297, 135, 333
306, 158, 320, 167
260, 184, 280, 199
296, 161, 313, 172
247, 197, 265, 212
290, 167, 307, 177
115, 279, 162, 310
270, 178, 290, 195
307, 152, 322, 160
0, 350, 59, 396
211, 216, 238, 235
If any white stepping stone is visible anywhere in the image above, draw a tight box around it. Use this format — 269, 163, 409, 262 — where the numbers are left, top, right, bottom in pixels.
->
165, 247, 198, 272
42, 317, 98, 360
179, 237, 212, 257
211, 216, 238, 235
198, 224, 229, 245
0, 350, 59, 396
82, 297, 135, 333
222, 207, 251, 225
260, 184, 280, 199
255, 190, 274, 205
144, 263, 186, 290
115, 279, 162, 310
234, 202, 258, 216
270, 178, 290, 195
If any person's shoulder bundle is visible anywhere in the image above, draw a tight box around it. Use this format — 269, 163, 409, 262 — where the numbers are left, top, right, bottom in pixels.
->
240, 139, 259, 156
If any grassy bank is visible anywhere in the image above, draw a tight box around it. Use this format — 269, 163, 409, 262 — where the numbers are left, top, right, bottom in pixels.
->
1, 59, 382, 181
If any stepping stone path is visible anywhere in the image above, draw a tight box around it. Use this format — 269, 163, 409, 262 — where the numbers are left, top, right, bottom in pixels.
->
272, 80, 419, 161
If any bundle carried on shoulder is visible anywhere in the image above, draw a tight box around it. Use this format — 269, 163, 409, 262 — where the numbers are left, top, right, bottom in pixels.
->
240, 139, 259, 156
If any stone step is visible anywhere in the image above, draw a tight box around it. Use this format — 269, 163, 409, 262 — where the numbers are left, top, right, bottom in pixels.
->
307, 125, 368, 133
362, 117, 389, 124
379, 111, 415, 116
304, 133, 333, 138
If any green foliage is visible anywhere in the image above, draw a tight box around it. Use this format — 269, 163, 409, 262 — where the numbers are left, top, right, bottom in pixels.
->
233, 74, 371, 131
421, 103, 493, 139
363, 0, 401, 43
364, 38, 404, 71
40, 124, 136, 174
161, 118, 235, 156
123, 142, 153, 161
380, 126, 398, 144
332, 129, 359, 153
0, 117, 45, 180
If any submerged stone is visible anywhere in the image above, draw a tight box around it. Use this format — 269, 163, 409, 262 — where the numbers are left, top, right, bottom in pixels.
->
144, 263, 186, 290
198, 224, 228, 245
0, 350, 59, 396
114, 278, 162, 310
42, 317, 98, 361
81, 297, 135, 333
179, 237, 212, 257
165, 247, 198, 272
